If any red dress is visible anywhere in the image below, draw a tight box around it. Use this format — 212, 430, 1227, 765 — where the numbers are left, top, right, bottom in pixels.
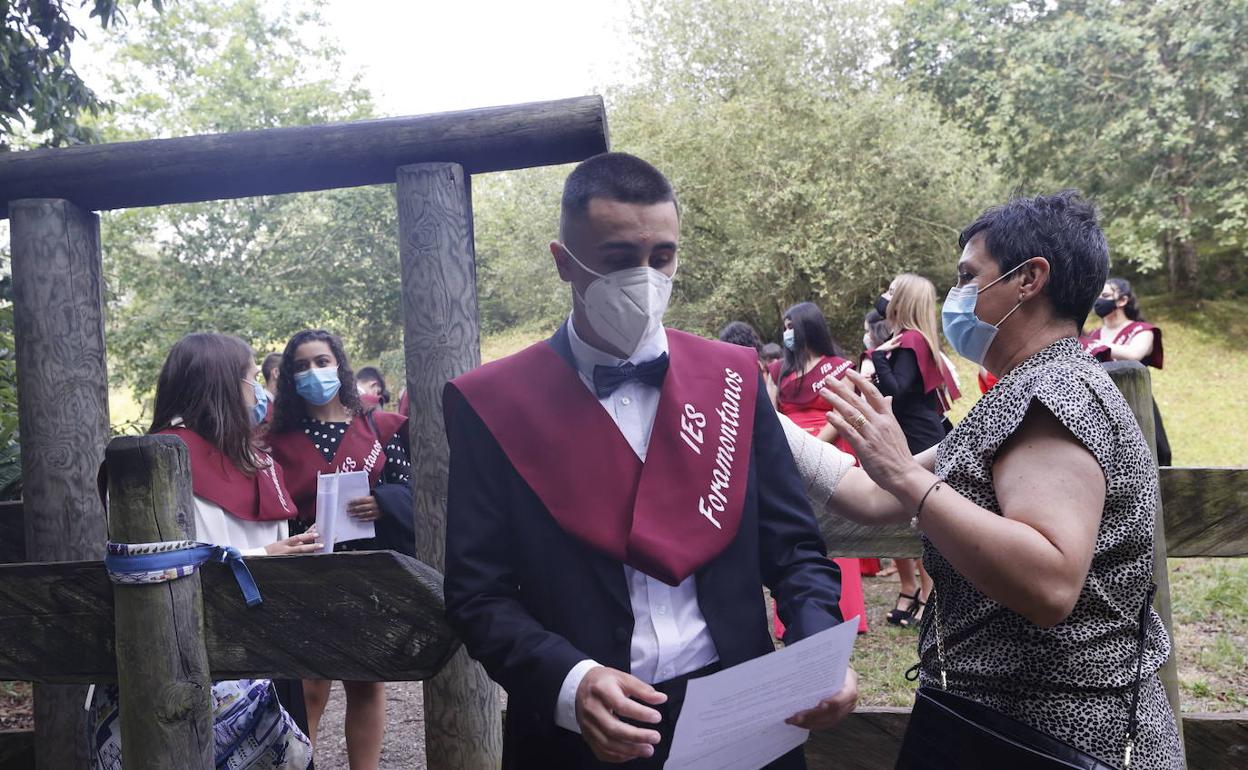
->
769, 357, 868, 634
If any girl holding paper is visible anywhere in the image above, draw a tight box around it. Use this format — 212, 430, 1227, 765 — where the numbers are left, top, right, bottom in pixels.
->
92, 332, 318, 769
268, 328, 412, 770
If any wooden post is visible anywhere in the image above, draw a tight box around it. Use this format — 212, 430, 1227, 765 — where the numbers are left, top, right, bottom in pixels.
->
105, 435, 213, 770
397, 162, 502, 769
9, 198, 110, 770
1105, 361, 1186, 758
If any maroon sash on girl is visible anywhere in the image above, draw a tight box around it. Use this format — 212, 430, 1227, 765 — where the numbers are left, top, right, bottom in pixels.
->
268, 410, 406, 522
444, 329, 759, 586
155, 427, 295, 522
895, 330, 961, 413
1082, 322, 1163, 369
768, 355, 854, 409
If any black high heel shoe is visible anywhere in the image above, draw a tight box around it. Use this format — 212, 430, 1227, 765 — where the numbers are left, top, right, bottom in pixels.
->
898, 593, 926, 629
886, 590, 921, 626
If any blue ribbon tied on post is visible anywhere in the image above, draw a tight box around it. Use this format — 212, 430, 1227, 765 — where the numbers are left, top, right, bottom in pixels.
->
104, 539, 263, 607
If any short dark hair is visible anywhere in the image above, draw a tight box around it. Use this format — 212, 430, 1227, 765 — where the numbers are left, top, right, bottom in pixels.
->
958, 190, 1108, 326
760, 343, 784, 362
560, 152, 677, 236
356, 365, 391, 407
261, 352, 282, 384
864, 309, 892, 348
718, 321, 762, 352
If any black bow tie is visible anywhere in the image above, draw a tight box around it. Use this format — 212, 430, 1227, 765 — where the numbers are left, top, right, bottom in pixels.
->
592, 353, 670, 398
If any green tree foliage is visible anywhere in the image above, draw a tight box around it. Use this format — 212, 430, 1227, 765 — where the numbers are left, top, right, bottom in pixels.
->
98, 0, 402, 395
616, 0, 999, 342
469, 0, 1001, 346
0, 265, 20, 499
1, 0, 161, 149
893, 0, 1248, 295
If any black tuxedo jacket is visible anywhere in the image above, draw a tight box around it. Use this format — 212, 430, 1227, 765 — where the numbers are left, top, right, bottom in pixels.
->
443, 325, 843, 767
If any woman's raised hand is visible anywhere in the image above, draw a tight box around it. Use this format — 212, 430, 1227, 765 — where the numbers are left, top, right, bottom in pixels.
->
264, 528, 322, 555
820, 369, 924, 495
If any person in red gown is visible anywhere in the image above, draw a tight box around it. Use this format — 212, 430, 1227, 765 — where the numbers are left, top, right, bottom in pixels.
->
768, 301, 867, 634
1080, 277, 1171, 465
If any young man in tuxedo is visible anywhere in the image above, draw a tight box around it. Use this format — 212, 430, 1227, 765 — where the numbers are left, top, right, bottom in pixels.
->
443, 152, 857, 768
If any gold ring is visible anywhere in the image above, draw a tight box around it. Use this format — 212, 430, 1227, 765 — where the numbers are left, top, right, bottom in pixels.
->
849, 413, 867, 430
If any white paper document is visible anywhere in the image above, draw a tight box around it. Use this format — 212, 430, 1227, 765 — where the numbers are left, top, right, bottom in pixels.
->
664, 616, 859, 770
314, 470, 374, 553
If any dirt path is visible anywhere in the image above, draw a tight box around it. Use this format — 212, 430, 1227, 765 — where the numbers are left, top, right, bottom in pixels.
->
314, 681, 426, 769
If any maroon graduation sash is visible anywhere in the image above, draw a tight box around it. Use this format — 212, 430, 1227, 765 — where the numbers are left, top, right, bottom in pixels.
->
445, 329, 759, 586
155, 427, 295, 522
268, 410, 406, 522
1082, 322, 1163, 369
895, 330, 961, 413
769, 355, 854, 409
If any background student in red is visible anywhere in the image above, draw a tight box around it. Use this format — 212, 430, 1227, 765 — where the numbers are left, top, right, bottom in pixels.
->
268, 329, 412, 770
1081, 277, 1171, 465
768, 301, 867, 634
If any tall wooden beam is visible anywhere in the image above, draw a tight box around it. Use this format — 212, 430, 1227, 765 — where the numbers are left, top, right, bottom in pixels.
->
397, 163, 502, 769
9, 198, 110, 770
0, 96, 609, 217
1105, 360, 1185, 760
105, 435, 213, 770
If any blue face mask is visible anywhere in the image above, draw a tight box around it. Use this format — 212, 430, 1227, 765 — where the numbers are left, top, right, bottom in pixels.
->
941, 261, 1027, 365
295, 367, 342, 406
782, 328, 796, 351
246, 380, 270, 426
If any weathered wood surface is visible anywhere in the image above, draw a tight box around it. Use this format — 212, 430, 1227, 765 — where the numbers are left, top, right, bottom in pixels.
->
804, 709, 1247, 769
0, 96, 608, 217
1106, 361, 1183, 752
398, 162, 502, 768
0, 502, 22, 563
818, 466, 1248, 558
10, 198, 110, 770
1159, 467, 1248, 557
107, 435, 213, 770
0, 552, 457, 683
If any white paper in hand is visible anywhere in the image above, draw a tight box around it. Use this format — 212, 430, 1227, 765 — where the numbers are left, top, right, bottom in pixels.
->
314, 470, 375, 553
664, 616, 859, 770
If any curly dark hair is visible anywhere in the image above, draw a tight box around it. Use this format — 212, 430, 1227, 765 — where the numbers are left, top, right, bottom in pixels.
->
270, 329, 362, 434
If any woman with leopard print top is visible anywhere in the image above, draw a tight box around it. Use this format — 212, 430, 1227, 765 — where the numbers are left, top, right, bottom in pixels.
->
793, 192, 1181, 768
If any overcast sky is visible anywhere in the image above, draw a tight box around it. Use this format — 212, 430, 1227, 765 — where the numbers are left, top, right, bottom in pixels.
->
318, 0, 635, 116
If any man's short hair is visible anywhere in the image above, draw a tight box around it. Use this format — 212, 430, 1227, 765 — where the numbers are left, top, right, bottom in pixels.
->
958, 190, 1109, 326
560, 152, 677, 236
718, 321, 762, 352
261, 352, 283, 384
760, 343, 784, 363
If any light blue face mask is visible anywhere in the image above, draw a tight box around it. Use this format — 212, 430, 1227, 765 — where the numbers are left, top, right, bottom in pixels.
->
295, 366, 342, 406
782, 328, 796, 351
246, 380, 270, 426
941, 261, 1027, 365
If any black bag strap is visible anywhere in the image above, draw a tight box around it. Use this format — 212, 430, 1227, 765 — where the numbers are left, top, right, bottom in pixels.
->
1123, 581, 1157, 768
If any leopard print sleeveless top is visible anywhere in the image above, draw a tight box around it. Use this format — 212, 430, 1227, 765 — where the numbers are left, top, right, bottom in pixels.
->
920, 336, 1182, 768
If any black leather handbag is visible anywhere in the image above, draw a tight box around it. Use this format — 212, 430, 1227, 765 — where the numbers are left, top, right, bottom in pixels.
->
895, 585, 1155, 770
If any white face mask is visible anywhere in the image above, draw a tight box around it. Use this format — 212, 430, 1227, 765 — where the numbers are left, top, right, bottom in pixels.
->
561, 244, 674, 357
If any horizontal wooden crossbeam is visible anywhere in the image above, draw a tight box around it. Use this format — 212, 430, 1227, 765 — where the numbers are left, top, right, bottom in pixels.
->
0, 551, 458, 683
815, 466, 1248, 559
0, 96, 608, 217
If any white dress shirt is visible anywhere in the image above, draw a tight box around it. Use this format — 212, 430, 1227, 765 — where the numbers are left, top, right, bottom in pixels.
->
554, 317, 720, 733
192, 496, 287, 557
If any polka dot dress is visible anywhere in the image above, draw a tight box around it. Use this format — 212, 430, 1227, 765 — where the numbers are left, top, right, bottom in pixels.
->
921, 337, 1182, 769
300, 417, 412, 486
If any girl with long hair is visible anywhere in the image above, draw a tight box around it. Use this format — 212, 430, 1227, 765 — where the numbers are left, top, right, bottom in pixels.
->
90, 333, 318, 770
873, 275, 961, 628
768, 301, 867, 634
267, 329, 412, 770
